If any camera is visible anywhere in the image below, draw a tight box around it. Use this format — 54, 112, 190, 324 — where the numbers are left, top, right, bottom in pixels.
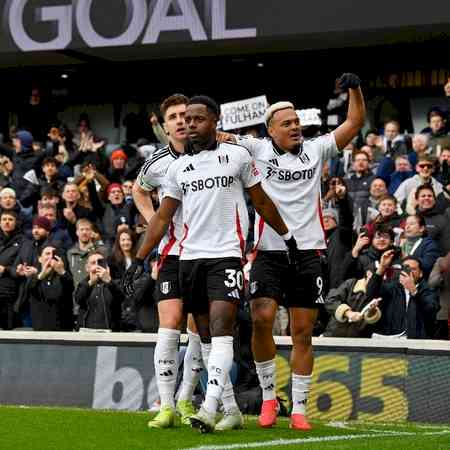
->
402, 265, 412, 275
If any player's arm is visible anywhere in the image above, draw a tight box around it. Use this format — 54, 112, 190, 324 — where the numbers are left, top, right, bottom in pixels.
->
333, 73, 366, 151
247, 183, 289, 236
136, 197, 180, 260
132, 182, 156, 224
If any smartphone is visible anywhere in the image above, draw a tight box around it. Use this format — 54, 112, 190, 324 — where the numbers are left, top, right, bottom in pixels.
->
97, 258, 107, 268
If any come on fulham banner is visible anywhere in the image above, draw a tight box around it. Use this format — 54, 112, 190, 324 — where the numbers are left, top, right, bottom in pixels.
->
220, 96, 268, 131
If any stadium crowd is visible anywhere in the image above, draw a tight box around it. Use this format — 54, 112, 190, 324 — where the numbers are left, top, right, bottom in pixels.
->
0, 79, 449, 342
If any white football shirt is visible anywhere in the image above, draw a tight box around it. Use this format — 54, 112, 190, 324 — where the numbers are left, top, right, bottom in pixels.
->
237, 134, 338, 251
136, 144, 184, 257
163, 142, 260, 260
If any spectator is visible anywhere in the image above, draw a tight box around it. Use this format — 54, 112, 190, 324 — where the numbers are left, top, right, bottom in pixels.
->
356, 177, 388, 228
425, 109, 450, 156
67, 218, 105, 290
428, 253, 450, 339
107, 149, 129, 184
37, 205, 72, 250
75, 250, 124, 331
108, 229, 138, 281
0, 187, 31, 231
414, 185, 450, 254
0, 155, 23, 193
60, 182, 96, 240
394, 154, 443, 209
26, 245, 74, 331
322, 177, 346, 209
434, 146, 450, 186
0, 211, 25, 329
363, 195, 403, 237
346, 150, 375, 209
100, 183, 134, 245
360, 144, 380, 173
387, 155, 414, 194
342, 224, 398, 281
370, 252, 440, 339
408, 134, 430, 167
381, 120, 409, 157
322, 182, 353, 289
323, 271, 382, 337
364, 128, 384, 162
401, 215, 440, 278
21, 157, 66, 208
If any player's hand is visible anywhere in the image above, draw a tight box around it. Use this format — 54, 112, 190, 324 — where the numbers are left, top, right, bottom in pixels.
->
285, 236, 301, 275
122, 257, 145, 295
338, 73, 361, 91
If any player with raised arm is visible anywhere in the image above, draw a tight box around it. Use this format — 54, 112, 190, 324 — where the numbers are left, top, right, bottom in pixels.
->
129, 94, 241, 431
127, 95, 303, 433
236, 74, 366, 430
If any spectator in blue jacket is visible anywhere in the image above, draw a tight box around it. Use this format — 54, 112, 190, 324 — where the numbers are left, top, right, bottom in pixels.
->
388, 155, 414, 194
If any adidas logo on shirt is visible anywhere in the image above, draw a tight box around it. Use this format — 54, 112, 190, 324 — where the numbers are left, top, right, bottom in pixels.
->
183, 163, 195, 172
228, 289, 240, 300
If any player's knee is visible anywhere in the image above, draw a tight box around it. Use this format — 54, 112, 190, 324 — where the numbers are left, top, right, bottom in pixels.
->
251, 308, 275, 331
291, 328, 313, 348
210, 316, 233, 337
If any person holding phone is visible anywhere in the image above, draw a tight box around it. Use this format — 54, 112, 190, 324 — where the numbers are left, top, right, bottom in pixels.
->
27, 245, 74, 331
75, 251, 124, 332
368, 250, 439, 339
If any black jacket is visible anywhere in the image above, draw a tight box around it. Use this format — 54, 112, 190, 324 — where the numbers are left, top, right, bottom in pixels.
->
28, 271, 74, 331
369, 273, 440, 338
347, 171, 376, 208
75, 279, 124, 330
418, 205, 450, 255
0, 229, 24, 301
324, 278, 380, 337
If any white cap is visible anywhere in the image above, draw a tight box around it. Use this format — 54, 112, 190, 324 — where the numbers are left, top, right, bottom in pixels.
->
264, 101, 295, 126
296, 108, 322, 127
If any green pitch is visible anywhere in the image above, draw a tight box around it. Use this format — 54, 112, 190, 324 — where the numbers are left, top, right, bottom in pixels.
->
0, 406, 449, 450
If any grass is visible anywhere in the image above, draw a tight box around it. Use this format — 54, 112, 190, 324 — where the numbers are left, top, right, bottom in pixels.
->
0, 406, 449, 450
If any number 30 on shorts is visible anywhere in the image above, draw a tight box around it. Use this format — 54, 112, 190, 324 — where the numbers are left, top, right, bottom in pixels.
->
224, 269, 244, 290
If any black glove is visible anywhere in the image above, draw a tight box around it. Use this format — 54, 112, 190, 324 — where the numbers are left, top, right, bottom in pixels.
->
122, 257, 145, 296
285, 236, 301, 274
338, 73, 361, 91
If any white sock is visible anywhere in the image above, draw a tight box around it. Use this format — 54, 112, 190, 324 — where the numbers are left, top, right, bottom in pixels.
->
222, 375, 239, 413
178, 330, 203, 402
154, 328, 180, 408
200, 342, 211, 368
291, 374, 312, 415
201, 341, 238, 413
255, 359, 277, 401
203, 336, 234, 417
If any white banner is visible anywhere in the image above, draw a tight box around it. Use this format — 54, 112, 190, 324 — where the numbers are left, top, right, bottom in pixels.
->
220, 95, 268, 131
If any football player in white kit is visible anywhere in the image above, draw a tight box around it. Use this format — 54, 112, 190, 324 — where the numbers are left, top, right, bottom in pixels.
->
130, 94, 240, 430
131, 95, 303, 433
236, 73, 366, 430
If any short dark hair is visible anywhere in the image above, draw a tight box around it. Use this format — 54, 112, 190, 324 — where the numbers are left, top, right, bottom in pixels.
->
42, 157, 58, 167
415, 183, 436, 200
402, 255, 423, 271
417, 154, 435, 164
0, 210, 17, 220
373, 224, 394, 240
160, 94, 189, 118
188, 95, 220, 118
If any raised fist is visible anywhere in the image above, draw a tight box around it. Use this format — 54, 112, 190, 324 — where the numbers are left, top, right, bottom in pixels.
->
338, 73, 361, 91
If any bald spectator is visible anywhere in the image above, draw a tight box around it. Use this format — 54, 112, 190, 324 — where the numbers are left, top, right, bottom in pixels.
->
426, 109, 450, 156
382, 120, 408, 157
388, 155, 414, 194
408, 134, 430, 167
355, 177, 388, 229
